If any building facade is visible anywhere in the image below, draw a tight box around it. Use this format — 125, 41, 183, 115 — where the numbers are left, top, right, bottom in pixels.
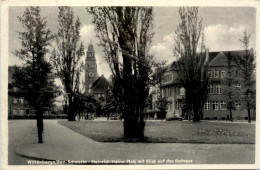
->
152, 50, 256, 120
8, 66, 35, 118
203, 50, 255, 120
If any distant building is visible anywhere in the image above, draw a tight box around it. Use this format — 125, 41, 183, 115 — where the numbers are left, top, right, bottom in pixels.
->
91, 74, 110, 99
8, 66, 35, 118
84, 43, 111, 99
85, 42, 99, 93
152, 49, 256, 120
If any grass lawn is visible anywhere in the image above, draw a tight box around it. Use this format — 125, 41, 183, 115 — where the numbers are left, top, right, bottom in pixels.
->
58, 120, 255, 144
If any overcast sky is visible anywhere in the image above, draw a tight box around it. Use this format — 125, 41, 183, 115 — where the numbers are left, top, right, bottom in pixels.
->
8, 7, 256, 104
9, 7, 256, 77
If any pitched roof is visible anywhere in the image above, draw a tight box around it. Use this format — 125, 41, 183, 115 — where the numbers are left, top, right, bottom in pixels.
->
209, 50, 245, 67
91, 75, 110, 94
208, 52, 220, 63
165, 61, 178, 71
209, 52, 228, 66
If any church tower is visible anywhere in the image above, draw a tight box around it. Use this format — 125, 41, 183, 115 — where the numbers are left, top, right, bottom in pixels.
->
85, 42, 99, 93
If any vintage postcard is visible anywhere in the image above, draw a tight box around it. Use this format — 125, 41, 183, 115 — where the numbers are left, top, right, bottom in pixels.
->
1, 0, 259, 169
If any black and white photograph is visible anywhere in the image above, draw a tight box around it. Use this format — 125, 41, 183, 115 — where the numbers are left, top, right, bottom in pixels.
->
1, 0, 259, 169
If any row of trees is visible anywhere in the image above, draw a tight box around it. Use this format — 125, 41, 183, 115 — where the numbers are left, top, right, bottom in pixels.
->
12, 7, 85, 143
12, 6, 255, 143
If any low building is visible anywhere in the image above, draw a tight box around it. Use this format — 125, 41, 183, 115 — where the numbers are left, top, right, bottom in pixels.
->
8, 66, 50, 119
90, 74, 110, 99
8, 66, 35, 119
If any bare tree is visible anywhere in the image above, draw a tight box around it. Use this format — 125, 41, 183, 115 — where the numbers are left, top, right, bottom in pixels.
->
88, 7, 154, 139
233, 30, 256, 123
51, 7, 85, 121
174, 7, 209, 121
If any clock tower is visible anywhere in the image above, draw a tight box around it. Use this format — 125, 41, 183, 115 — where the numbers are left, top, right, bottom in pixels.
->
85, 42, 99, 93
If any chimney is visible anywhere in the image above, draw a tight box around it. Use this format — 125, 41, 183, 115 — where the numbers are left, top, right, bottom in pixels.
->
205, 48, 209, 63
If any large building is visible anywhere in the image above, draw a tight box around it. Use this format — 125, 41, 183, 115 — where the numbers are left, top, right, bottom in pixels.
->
85, 42, 99, 93
84, 43, 111, 98
152, 49, 256, 120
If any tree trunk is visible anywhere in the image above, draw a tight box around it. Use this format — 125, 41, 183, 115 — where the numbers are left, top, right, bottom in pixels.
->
200, 109, 203, 120
123, 110, 145, 139
36, 109, 44, 143
248, 107, 251, 123
68, 95, 75, 121
229, 108, 233, 122
193, 113, 200, 121
78, 112, 81, 121
193, 107, 200, 122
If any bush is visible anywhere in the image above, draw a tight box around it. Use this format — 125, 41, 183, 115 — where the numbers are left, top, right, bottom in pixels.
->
12, 115, 24, 119
144, 110, 166, 119
8, 114, 68, 119
56, 114, 68, 119
44, 114, 56, 119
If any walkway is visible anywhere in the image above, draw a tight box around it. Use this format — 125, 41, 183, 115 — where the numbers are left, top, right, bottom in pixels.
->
16, 120, 255, 164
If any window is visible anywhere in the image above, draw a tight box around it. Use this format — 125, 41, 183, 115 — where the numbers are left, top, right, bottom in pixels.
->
236, 83, 241, 89
20, 109, 24, 115
216, 85, 222, 94
235, 102, 241, 110
209, 85, 214, 94
220, 101, 227, 110
180, 87, 185, 96
163, 74, 173, 83
214, 70, 219, 78
19, 98, 24, 104
175, 102, 180, 110
212, 101, 219, 110
208, 70, 212, 78
168, 87, 171, 97
13, 109, 17, 115
13, 98, 17, 104
221, 71, 226, 78
204, 102, 210, 110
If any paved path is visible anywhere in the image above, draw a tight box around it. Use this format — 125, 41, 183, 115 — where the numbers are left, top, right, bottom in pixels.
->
8, 120, 36, 165
15, 120, 255, 164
